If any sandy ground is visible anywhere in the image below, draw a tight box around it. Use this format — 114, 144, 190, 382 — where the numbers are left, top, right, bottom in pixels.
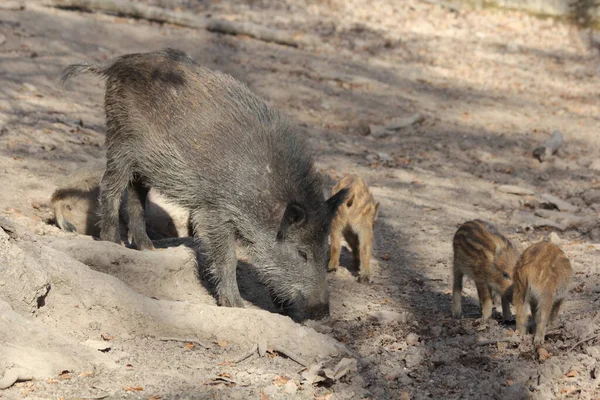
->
1, 0, 600, 399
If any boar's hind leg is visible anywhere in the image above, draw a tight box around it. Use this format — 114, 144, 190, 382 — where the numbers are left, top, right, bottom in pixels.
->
193, 213, 244, 308
126, 178, 154, 251
99, 161, 130, 245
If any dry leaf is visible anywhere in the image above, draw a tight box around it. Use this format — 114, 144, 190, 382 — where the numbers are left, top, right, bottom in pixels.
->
79, 371, 93, 377
147, 396, 162, 400
184, 343, 195, 350
381, 253, 391, 261
565, 370, 578, 378
301, 363, 325, 385
260, 392, 270, 400
124, 386, 144, 392
504, 379, 514, 387
315, 394, 333, 400
537, 347, 551, 361
217, 340, 228, 348
218, 372, 232, 379
47, 378, 58, 384
101, 333, 114, 341
273, 376, 290, 387
322, 358, 358, 381
560, 386, 577, 394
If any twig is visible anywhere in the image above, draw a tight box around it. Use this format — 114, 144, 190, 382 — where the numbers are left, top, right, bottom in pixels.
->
0, 368, 33, 390
419, 0, 460, 13
157, 336, 210, 349
231, 343, 258, 364
203, 376, 242, 386
269, 345, 309, 367
44, 0, 318, 48
567, 333, 600, 353
474, 337, 519, 347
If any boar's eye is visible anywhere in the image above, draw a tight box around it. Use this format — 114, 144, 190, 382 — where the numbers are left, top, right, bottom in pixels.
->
502, 272, 510, 279
298, 250, 308, 262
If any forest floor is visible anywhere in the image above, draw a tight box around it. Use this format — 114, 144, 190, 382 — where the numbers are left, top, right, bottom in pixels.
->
1, 0, 600, 399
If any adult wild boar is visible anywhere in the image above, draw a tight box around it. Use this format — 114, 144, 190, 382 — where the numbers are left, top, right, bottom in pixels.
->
62, 48, 347, 321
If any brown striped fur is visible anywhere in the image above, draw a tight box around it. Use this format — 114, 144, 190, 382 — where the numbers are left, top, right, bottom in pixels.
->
51, 168, 114, 238
452, 219, 519, 321
51, 167, 190, 241
328, 174, 379, 283
513, 241, 572, 345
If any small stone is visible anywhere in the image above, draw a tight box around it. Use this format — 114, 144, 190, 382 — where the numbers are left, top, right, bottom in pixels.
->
377, 152, 394, 162
31, 202, 40, 210
368, 124, 388, 138
406, 333, 419, 346
0, 34, 6, 46
547, 232, 561, 245
400, 391, 411, 400
385, 372, 400, 381
355, 121, 371, 136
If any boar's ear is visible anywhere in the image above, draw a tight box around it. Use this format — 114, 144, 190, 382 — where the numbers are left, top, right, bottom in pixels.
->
277, 203, 306, 241
325, 188, 349, 222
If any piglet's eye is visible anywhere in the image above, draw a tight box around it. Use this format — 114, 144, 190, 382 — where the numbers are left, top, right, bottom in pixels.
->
502, 272, 510, 279
298, 250, 308, 262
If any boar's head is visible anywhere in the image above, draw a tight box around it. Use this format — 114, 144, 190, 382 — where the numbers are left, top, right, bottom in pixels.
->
263, 188, 348, 322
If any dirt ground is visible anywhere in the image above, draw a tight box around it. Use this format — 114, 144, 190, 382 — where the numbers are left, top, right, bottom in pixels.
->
1, 0, 600, 399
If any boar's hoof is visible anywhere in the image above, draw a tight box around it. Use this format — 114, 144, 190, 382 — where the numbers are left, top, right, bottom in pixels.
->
135, 238, 155, 251
358, 273, 371, 284
218, 294, 245, 308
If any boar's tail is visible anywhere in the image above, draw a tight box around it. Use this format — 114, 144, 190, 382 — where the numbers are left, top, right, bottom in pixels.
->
60, 64, 105, 85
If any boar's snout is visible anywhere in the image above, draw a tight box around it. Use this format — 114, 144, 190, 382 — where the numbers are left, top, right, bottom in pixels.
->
289, 283, 330, 322
286, 298, 330, 322
272, 281, 330, 322
304, 302, 330, 320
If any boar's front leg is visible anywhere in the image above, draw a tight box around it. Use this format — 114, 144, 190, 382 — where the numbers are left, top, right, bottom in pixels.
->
192, 212, 244, 308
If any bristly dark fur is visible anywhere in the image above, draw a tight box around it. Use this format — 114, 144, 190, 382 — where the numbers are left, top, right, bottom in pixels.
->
61, 48, 347, 321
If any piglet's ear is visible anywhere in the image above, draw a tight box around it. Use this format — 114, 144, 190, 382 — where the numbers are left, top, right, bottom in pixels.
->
325, 188, 349, 221
276, 203, 306, 241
